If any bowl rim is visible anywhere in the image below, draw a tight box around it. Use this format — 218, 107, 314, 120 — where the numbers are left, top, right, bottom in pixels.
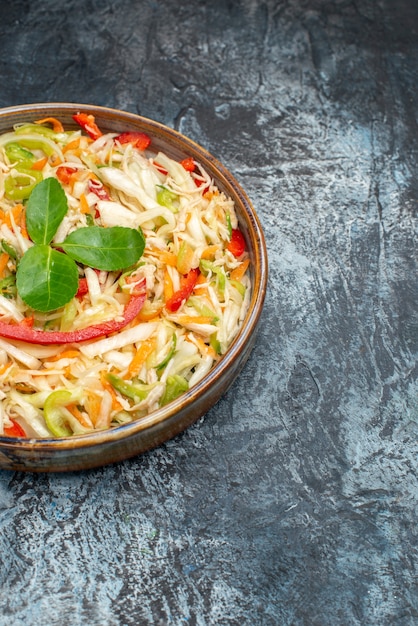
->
0, 102, 268, 452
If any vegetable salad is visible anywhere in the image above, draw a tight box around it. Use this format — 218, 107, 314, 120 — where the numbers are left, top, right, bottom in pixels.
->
0, 113, 251, 438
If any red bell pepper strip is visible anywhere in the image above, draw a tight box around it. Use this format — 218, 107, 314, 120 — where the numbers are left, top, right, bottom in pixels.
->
114, 132, 151, 151
3, 419, 26, 437
56, 166, 78, 185
153, 161, 168, 175
75, 277, 89, 299
72, 113, 103, 140
75, 269, 102, 299
180, 157, 195, 172
88, 178, 111, 201
227, 228, 246, 257
0, 289, 146, 345
165, 268, 200, 313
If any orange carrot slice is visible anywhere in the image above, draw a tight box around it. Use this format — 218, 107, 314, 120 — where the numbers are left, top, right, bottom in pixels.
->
35, 117, 64, 133
230, 258, 250, 281
0, 253, 9, 277
31, 156, 48, 171
124, 336, 157, 379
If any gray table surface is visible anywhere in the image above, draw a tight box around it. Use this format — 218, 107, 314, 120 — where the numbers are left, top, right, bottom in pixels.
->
1, 1, 417, 624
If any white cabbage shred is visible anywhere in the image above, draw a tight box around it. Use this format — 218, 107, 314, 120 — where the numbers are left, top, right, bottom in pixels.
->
0, 117, 251, 437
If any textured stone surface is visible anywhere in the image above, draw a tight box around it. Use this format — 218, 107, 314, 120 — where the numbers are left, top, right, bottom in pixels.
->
0, 0, 418, 624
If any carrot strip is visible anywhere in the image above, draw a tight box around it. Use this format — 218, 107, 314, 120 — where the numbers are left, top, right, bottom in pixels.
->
0, 253, 9, 277
19, 207, 28, 239
135, 304, 163, 322
48, 349, 81, 362
124, 336, 157, 379
0, 362, 11, 376
85, 391, 102, 428
79, 193, 91, 214
20, 315, 34, 328
163, 268, 174, 301
100, 373, 123, 411
186, 334, 217, 359
203, 190, 219, 200
67, 404, 91, 429
4, 204, 24, 228
63, 137, 81, 153
230, 258, 250, 281
35, 117, 64, 133
31, 156, 48, 171
49, 154, 63, 167
176, 241, 195, 275
151, 249, 177, 267
178, 315, 214, 325
200, 245, 220, 260
193, 272, 209, 297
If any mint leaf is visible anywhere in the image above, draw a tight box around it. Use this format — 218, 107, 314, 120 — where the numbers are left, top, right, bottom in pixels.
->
16, 245, 79, 312
60, 226, 146, 271
26, 178, 68, 245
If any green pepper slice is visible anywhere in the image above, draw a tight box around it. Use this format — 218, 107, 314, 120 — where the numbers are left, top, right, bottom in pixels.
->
156, 185, 179, 212
160, 375, 189, 407
106, 373, 157, 403
4, 142, 36, 164
43, 389, 90, 437
4, 164, 43, 200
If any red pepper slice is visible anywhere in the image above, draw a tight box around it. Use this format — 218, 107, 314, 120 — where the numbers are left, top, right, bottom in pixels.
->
115, 132, 151, 151
180, 157, 195, 172
77, 270, 112, 300
56, 166, 78, 185
165, 268, 200, 313
153, 161, 168, 175
3, 419, 26, 438
72, 113, 103, 140
87, 178, 111, 201
227, 229, 246, 257
75, 277, 89, 299
0, 289, 146, 345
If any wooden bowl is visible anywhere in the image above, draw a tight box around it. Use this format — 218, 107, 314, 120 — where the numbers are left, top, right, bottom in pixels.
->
0, 103, 268, 472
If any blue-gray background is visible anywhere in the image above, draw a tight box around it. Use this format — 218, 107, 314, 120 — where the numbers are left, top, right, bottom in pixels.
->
1, 1, 417, 624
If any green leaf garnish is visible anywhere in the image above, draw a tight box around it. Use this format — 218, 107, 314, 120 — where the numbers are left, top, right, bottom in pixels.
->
26, 177, 68, 245
60, 226, 145, 271
16, 245, 79, 312
14, 179, 146, 312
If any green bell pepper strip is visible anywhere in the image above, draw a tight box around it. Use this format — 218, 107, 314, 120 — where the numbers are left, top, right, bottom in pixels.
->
226, 212, 232, 239
0, 275, 16, 297
229, 278, 246, 297
14, 123, 58, 138
5, 135, 58, 157
156, 185, 179, 212
106, 373, 157, 403
159, 375, 189, 407
187, 296, 219, 321
1, 240, 18, 259
4, 164, 43, 201
43, 389, 88, 437
200, 259, 226, 293
4, 142, 36, 164
155, 333, 177, 372
210, 332, 221, 355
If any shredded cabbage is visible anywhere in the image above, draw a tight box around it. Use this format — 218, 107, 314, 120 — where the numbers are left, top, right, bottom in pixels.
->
0, 116, 251, 437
